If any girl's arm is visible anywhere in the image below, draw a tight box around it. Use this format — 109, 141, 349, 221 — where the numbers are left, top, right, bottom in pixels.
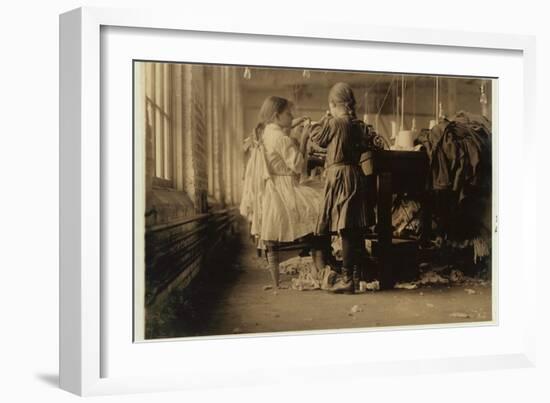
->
308, 114, 336, 148
279, 135, 306, 175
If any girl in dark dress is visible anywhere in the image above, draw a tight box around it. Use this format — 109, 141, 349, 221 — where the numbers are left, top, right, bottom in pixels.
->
308, 83, 374, 293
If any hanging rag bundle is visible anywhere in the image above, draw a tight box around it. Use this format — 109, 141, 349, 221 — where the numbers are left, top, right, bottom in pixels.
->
239, 132, 271, 238
418, 111, 492, 203
416, 111, 493, 248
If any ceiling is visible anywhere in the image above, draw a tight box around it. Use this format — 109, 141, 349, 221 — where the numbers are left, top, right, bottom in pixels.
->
236, 65, 485, 92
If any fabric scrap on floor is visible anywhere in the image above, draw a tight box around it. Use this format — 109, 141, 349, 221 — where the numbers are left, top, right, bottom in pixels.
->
320, 267, 339, 290
359, 280, 380, 292
394, 282, 418, 290
350, 305, 363, 314
332, 237, 343, 261
449, 269, 465, 283
291, 276, 320, 291
280, 256, 339, 291
279, 256, 314, 275
418, 271, 450, 285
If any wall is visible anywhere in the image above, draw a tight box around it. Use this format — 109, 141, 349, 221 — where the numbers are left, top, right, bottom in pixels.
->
139, 63, 245, 305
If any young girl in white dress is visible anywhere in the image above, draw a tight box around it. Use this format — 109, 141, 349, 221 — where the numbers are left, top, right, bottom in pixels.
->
241, 96, 327, 288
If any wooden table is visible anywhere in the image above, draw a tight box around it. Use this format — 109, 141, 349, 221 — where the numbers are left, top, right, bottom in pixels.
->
363, 150, 430, 289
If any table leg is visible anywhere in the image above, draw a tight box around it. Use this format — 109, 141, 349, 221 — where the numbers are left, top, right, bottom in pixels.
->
377, 172, 393, 290
420, 190, 433, 247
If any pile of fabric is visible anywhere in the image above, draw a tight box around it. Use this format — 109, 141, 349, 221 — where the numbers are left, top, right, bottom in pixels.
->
394, 266, 490, 290
391, 196, 422, 238
279, 256, 338, 291
279, 256, 314, 275
416, 111, 492, 261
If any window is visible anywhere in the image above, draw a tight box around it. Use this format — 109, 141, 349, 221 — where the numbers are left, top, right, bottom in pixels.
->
145, 63, 174, 186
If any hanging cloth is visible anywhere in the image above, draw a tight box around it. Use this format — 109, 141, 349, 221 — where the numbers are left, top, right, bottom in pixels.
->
240, 133, 272, 238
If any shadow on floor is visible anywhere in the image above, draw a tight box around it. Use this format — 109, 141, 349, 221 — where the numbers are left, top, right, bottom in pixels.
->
146, 226, 249, 339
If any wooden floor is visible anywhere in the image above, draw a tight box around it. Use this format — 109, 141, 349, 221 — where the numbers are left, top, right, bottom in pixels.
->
146, 220, 492, 340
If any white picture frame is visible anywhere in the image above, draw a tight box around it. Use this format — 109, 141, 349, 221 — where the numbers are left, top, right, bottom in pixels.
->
60, 6, 537, 396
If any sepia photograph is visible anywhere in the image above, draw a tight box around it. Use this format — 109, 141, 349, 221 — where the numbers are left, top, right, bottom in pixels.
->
133, 61, 494, 341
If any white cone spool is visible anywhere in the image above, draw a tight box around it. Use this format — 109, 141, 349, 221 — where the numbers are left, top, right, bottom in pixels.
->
396, 130, 415, 149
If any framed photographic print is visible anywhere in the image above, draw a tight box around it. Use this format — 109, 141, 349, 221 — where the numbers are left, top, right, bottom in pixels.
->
60, 6, 537, 396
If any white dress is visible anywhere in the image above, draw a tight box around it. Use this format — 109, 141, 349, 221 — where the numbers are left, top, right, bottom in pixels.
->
260, 123, 323, 242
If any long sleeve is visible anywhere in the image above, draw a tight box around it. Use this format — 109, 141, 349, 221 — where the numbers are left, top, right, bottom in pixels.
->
357, 121, 372, 154
278, 135, 305, 175
309, 115, 336, 148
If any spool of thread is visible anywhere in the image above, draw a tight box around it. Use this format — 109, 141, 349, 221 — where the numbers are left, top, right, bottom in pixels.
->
391, 121, 397, 139
396, 130, 415, 149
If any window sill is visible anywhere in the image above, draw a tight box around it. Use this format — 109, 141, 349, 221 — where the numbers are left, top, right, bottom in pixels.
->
152, 176, 174, 190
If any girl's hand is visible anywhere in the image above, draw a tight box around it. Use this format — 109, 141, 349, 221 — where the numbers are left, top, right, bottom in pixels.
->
291, 116, 310, 128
